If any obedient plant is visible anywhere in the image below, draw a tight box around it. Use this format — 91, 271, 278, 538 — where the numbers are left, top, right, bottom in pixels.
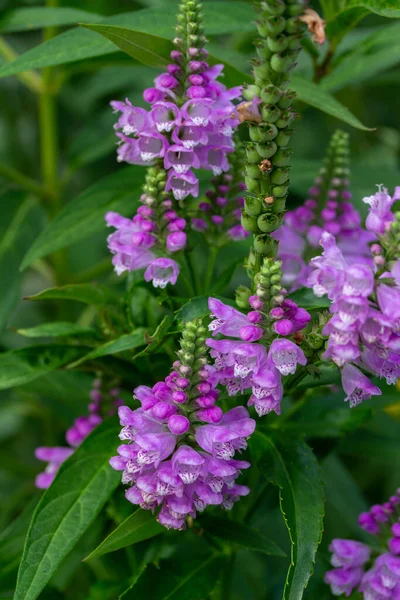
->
3, 0, 400, 598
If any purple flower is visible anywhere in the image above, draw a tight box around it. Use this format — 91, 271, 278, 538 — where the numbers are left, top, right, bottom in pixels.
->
268, 338, 307, 376
208, 297, 249, 337
164, 145, 200, 174
148, 101, 181, 132
166, 232, 187, 252
144, 258, 180, 288
35, 447, 74, 489
172, 445, 204, 483
329, 539, 371, 568
363, 186, 399, 234
195, 407, 256, 460
341, 364, 382, 407
166, 170, 199, 200
324, 567, 364, 597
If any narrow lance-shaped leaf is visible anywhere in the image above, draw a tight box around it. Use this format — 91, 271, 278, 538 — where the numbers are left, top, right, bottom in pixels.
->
85, 509, 163, 560
25, 283, 119, 305
0, 7, 103, 33
21, 167, 141, 270
0, 3, 254, 78
68, 328, 147, 368
0, 345, 86, 391
251, 430, 325, 600
16, 322, 98, 338
14, 418, 120, 600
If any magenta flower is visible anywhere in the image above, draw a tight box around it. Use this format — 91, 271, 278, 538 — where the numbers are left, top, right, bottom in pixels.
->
341, 364, 382, 407
144, 257, 180, 288
34, 447, 74, 489
329, 539, 371, 568
268, 338, 307, 376
363, 185, 400, 234
324, 567, 364, 597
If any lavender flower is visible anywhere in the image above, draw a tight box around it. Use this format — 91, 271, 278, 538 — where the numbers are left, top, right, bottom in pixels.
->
325, 489, 400, 598
109, 320, 255, 530
105, 0, 242, 287
206, 257, 311, 417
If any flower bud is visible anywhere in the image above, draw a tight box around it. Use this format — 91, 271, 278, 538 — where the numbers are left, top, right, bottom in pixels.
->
195, 406, 223, 424
240, 325, 263, 342
168, 414, 190, 435
166, 232, 187, 252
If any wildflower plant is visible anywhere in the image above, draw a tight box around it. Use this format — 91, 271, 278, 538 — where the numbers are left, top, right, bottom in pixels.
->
1, 0, 400, 599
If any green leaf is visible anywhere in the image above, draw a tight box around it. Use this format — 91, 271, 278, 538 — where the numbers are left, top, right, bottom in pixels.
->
280, 392, 371, 438
16, 322, 98, 338
291, 74, 373, 130
68, 328, 147, 368
14, 418, 120, 600
0, 345, 86, 391
120, 552, 225, 600
0, 194, 43, 332
252, 431, 325, 600
0, 3, 254, 78
0, 495, 40, 568
21, 167, 141, 270
288, 287, 330, 310
26, 283, 118, 305
322, 22, 400, 91
81, 24, 172, 68
201, 515, 285, 556
0, 7, 102, 33
85, 509, 163, 560
175, 296, 235, 324
324, 0, 400, 21
131, 315, 174, 359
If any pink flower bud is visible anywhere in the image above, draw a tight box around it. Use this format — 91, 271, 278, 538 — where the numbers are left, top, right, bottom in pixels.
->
239, 325, 263, 342
273, 319, 293, 336
172, 390, 187, 403
249, 295, 263, 310
168, 414, 190, 435
195, 406, 223, 423
167, 232, 187, 252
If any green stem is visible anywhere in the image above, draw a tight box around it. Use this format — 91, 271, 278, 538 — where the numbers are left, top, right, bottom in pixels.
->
203, 246, 218, 293
0, 37, 42, 94
0, 161, 50, 199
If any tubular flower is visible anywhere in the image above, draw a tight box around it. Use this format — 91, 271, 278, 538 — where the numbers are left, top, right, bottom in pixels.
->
105, 0, 242, 287
110, 320, 255, 530
325, 489, 400, 599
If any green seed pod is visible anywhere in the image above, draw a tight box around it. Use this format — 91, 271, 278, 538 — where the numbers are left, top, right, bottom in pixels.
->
275, 128, 293, 147
270, 284, 282, 295
261, 104, 281, 123
271, 167, 290, 184
242, 84, 261, 101
246, 142, 261, 163
245, 175, 261, 194
256, 21, 271, 37
267, 34, 289, 53
270, 197, 286, 212
265, 15, 286, 35
254, 233, 279, 255
270, 273, 281, 284
241, 211, 260, 233
273, 147, 293, 167
258, 123, 279, 141
247, 164, 263, 179
270, 52, 295, 73
253, 62, 271, 81
245, 196, 262, 217
255, 41, 273, 60
256, 140, 277, 158
276, 110, 296, 128
262, 0, 285, 16
257, 212, 284, 233
249, 125, 262, 143
278, 90, 296, 109
272, 184, 289, 198
236, 285, 252, 309
260, 84, 282, 104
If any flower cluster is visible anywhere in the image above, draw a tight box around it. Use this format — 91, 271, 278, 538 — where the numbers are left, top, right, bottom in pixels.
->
325, 489, 400, 598
191, 139, 249, 242
105, 0, 242, 287
308, 200, 400, 405
35, 379, 122, 489
275, 130, 374, 289
109, 320, 255, 530
206, 258, 310, 417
